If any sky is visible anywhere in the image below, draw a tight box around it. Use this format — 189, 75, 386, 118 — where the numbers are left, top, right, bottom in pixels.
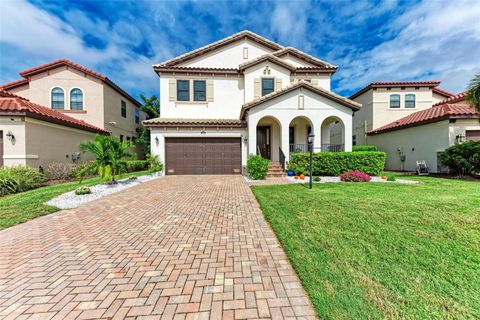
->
1, 0, 479, 101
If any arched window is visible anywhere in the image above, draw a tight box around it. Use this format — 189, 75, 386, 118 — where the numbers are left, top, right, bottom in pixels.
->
405, 94, 416, 108
389, 94, 400, 108
70, 88, 83, 110
51, 87, 64, 109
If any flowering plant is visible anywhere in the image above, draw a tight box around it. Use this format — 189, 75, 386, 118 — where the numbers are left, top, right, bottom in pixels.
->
340, 170, 371, 182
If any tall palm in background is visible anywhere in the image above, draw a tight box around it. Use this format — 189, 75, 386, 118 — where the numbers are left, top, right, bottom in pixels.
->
466, 73, 480, 112
137, 95, 160, 153
80, 135, 132, 183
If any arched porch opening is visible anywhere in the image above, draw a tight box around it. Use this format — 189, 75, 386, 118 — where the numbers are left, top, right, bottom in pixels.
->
321, 116, 345, 152
256, 116, 282, 161
288, 116, 314, 153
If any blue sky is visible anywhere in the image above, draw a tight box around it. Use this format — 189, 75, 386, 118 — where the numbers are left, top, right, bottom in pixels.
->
1, 0, 479, 101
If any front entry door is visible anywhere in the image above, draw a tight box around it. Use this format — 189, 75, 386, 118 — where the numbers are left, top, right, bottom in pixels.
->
257, 126, 271, 159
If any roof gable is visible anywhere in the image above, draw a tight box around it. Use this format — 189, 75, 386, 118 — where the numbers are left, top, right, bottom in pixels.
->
240, 81, 360, 119
239, 54, 296, 72
155, 30, 284, 68
273, 47, 336, 69
349, 80, 442, 99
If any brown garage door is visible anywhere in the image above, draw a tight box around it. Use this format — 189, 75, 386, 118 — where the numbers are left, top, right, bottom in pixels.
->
466, 130, 480, 141
165, 137, 241, 175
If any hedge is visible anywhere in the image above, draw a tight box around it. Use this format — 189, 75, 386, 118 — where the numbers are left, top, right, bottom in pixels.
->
246, 155, 269, 180
288, 151, 386, 176
352, 145, 378, 152
123, 160, 149, 172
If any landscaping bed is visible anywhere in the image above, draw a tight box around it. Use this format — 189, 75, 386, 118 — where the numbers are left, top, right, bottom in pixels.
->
252, 173, 480, 319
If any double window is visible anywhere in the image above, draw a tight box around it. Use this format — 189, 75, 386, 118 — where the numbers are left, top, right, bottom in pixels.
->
389, 94, 400, 108
176, 79, 207, 102
121, 100, 127, 118
70, 88, 83, 110
51, 87, 65, 109
262, 78, 274, 96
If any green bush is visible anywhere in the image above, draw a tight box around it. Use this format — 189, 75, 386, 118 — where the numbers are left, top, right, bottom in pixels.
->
247, 155, 269, 180
440, 141, 480, 176
352, 145, 378, 152
123, 160, 149, 172
288, 151, 386, 176
386, 175, 396, 182
147, 154, 164, 173
0, 166, 44, 196
75, 186, 91, 195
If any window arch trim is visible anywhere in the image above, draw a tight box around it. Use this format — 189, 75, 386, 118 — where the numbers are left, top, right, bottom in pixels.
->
50, 86, 65, 110
69, 87, 84, 110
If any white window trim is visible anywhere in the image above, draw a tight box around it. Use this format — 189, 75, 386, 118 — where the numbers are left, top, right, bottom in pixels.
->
50, 86, 66, 110
404, 93, 416, 109
389, 94, 401, 109
69, 87, 84, 110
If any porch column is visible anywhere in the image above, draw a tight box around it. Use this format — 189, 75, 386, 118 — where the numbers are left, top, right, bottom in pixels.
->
343, 119, 352, 152
281, 121, 290, 162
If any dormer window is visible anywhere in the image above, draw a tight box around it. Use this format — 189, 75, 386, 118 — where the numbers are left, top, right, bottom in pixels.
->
405, 94, 416, 108
389, 94, 400, 108
262, 78, 274, 96
51, 87, 64, 109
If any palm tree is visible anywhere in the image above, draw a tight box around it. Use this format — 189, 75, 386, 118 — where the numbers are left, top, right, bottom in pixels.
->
466, 73, 480, 112
80, 135, 132, 183
140, 94, 160, 119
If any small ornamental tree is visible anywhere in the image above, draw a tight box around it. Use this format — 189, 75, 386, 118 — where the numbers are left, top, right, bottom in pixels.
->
440, 141, 480, 176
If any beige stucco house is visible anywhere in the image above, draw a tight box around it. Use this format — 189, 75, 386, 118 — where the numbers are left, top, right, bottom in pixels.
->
361, 92, 479, 172
0, 89, 108, 167
144, 30, 361, 175
1, 59, 146, 157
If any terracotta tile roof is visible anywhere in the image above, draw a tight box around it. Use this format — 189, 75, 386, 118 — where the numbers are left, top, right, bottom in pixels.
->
238, 54, 296, 71
367, 95, 477, 135
240, 80, 361, 119
349, 80, 442, 99
0, 78, 29, 90
153, 66, 240, 74
0, 89, 109, 134
143, 118, 247, 128
155, 30, 284, 68
2, 59, 141, 107
432, 87, 455, 98
432, 92, 467, 106
273, 47, 337, 69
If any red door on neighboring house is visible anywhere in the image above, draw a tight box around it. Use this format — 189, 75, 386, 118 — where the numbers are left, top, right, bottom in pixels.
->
0, 131, 3, 167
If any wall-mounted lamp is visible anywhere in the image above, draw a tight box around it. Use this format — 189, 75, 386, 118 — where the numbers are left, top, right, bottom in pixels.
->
155, 136, 159, 146
455, 134, 466, 144
243, 136, 248, 144
6, 131, 15, 141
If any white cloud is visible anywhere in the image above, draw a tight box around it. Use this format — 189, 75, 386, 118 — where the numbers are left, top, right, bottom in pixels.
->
335, 0, 480, 94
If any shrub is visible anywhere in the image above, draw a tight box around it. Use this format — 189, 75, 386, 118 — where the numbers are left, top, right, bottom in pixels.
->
75, 186, 91, 195
71, 162, 96, 183
123, 160, 149, 172
313, 176, 321, 182
246, 155, 269, 180
440, 141, 480, 176
128, 176, 138, 180
352, 145, 378, 152
147, 154, 164, 173
387, 175, 396, 182
289, 151, 386, 176
340, 170, 372, 182
43, 162, 72, 181
0, 166, 44, 196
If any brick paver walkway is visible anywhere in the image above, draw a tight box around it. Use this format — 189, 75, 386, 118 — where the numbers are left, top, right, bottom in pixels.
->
0, 176, 316, 319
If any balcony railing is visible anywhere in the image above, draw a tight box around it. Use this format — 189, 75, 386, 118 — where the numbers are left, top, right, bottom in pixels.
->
289, 143, 344, 154
289, 144, 309, 153
321, 144, 344, 152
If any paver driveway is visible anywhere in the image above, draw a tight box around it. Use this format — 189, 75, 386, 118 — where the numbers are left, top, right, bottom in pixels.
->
0, 176, 316, 319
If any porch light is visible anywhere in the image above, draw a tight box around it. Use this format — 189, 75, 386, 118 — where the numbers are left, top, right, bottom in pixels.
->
455, 134, 466, 144
308, 132, 315, 145
155, 136, 159, 146
6, 131, 14, 141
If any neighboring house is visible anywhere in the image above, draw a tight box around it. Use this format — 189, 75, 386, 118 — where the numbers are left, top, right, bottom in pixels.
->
366, 93, 479, 172
144, 30, 360, 175
0, 59, 147, 156
0, 89, 108, 167
350, 81, 454, 146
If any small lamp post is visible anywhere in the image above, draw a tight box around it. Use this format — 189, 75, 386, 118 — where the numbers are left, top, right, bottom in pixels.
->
308, 132, 315, 189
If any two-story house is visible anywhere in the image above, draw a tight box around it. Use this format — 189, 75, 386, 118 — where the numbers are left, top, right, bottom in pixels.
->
0, 59, 146, 167
350, 82, 479, 172
144, 30, 361, 175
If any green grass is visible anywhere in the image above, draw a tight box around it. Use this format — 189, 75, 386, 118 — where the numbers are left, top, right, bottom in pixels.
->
252, 174, 480, 320
0, 170, 150, 229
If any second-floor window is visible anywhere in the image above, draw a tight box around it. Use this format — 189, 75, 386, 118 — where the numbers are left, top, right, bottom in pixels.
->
177, 80, 190, 101
51, 87, 64, 109
262, 78, 274, 96
193, 80, 206, 101
121, 100, 127, 118
389, 94, 400, 108
70, 88, 83, 110
405, 94, 416, 108
135, 109, 140, 124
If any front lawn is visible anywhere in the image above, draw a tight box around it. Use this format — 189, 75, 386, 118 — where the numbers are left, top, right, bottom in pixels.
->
0, 170, 150, 230
252, 174, 480, 320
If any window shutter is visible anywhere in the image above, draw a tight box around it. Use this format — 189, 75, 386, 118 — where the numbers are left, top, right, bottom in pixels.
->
275, 78, 282, 91
311, 79, 319, 87
254, 78, 261, 99
168, 79, 176, 101
207, 80, 214, 102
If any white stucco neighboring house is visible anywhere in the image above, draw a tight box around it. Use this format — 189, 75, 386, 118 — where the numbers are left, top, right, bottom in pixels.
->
144, 30, 361, 175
